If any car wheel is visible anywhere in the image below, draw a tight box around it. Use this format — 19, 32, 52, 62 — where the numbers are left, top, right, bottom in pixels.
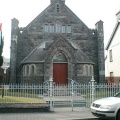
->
117, 110, 120, 120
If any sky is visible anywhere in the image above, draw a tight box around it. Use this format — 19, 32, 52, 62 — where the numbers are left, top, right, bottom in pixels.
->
0, 0, 120, 59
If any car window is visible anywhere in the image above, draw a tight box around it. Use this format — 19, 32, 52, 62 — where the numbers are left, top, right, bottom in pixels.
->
114, 92, 120, 97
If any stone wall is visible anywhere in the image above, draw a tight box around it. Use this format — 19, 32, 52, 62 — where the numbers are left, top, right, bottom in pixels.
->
10, 0, 105, 84
22, 63, 44, 84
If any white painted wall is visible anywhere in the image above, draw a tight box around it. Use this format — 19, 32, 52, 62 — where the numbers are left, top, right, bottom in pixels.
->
105, 24, 120, 77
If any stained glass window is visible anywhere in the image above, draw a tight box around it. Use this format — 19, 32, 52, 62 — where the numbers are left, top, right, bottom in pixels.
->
53, 52, 67, 62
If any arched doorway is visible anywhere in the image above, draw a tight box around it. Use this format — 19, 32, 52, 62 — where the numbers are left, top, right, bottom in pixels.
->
53, 52, 68, 84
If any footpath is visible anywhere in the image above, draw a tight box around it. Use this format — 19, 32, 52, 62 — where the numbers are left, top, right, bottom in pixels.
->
0, 107, 99, 120
50, 107, 98, 120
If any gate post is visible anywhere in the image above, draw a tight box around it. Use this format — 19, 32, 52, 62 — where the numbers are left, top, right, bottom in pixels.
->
71, 80, 74, 111
90, 76, 95, 105
49, 76, 54, 112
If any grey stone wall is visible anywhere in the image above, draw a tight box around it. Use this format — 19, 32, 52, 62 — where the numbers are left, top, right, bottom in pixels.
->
22, 63, 44, 84
43, 37, 76, 81
10, 18, 19, 83
10, 0, 105, 84
95, 21, 105, 83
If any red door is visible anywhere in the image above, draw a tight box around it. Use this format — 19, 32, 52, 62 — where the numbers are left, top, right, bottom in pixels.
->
53, 63, 68, 84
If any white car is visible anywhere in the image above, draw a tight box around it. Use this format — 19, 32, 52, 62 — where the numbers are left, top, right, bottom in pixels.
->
90, 92, 120, 120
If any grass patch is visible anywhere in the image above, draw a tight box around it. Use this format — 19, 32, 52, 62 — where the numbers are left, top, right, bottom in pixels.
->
0, 96, 46, 103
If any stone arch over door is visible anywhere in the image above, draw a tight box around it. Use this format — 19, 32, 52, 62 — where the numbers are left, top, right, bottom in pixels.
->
44, 47, 74, 83
53, 51, 68, 84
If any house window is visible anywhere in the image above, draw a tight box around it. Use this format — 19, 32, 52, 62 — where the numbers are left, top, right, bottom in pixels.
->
56, 23, 60, 33
26, 65, 29, 75
84, 65, 88, 75
31, 65, 35, 75
89, 65, 93, 76
62, 25, 65, 33
24, 66, 27, 76
45, 24, 48, 32
30, 64, 36, 75
50, 25, 54, 33
86, 65, 88, 75
66, 25, 71, 33
110, 72, 114, 82
109, 49, 113, 62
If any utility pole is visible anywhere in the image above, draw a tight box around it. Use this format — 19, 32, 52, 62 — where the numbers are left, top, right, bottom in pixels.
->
0, 23, 4, 97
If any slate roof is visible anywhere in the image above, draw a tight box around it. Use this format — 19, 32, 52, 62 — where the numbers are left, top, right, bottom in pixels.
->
21, 35, 94, 64
76, 49, 94, 64
21, 43, 46, 64
106, 20, 120, 50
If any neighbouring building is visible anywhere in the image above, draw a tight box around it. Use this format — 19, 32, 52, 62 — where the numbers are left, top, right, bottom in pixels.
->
105, 11, 120, 83
2, 57, 10, 83
10, 0, 105, 84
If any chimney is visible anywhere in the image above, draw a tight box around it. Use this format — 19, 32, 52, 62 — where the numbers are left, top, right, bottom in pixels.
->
116, 11, 120, 22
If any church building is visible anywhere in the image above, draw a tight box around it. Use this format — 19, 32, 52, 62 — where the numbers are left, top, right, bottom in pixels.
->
10, 0, 105, 84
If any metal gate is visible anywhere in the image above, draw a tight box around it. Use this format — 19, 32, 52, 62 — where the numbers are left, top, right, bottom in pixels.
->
43, 78, 91, 111
1, 77, 120, 112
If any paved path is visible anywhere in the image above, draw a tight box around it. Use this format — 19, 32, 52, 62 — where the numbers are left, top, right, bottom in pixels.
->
0, 107, 101, 120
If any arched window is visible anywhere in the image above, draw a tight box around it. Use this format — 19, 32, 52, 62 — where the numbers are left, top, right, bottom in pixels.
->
84, 65, 88, 75
26, 65, 29, 76
92, 65, 94, 76
90, 65, 92, 75
86, 65, 88, 75
31, 65, 34, 75
53, 52, 67, 62
31, 65, 36, 75
27, 64, 36, 76
24, 66, 26, 76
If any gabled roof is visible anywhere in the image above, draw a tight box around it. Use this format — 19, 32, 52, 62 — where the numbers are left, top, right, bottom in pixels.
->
25, 0, 89, 31
26, 5, 50, 29
64, 5, 89, 29
45, 35, 76, 50
21, 35, 94, 64
21, 42, 46, 64
76, 49, 94, 64
106, 20, 120, 50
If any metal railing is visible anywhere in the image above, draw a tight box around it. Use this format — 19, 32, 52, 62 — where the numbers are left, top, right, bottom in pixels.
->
0, 78, 120, 111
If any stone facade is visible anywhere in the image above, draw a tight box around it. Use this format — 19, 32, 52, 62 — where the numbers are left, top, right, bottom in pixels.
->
10, 0, 105, 84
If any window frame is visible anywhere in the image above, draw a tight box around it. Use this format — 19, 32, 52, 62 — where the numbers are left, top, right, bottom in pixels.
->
45, 24, 49, 32
109, 49, 113, 62
50, 24, 54, 33
110, 72, 114, 82
62, 25, 66, 33
56, 23, 61, 33
66, 25, 71, 34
